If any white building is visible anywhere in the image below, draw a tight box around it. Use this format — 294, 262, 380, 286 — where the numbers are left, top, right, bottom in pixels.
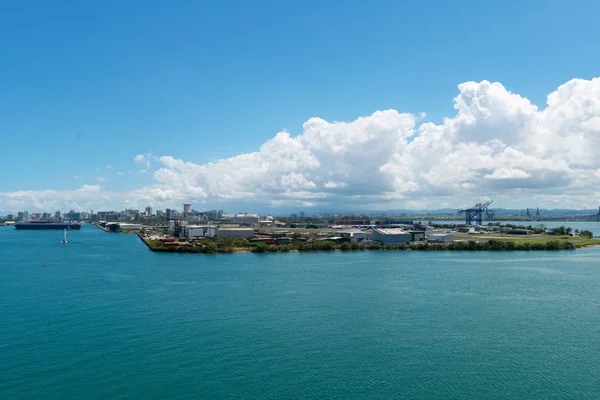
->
234, 213, 260, 226
427, 233, 454, 243
186, 225, 217, 238
119, 223, 143, 231
371, 228, 411, 245
217, 227, 255, 239
339, 231, 367, 241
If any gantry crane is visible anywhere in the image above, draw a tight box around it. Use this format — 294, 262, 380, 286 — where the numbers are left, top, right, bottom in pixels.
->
459, 201, 494, 225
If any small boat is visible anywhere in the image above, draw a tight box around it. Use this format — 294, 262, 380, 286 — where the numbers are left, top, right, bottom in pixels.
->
61, 229, 67, 244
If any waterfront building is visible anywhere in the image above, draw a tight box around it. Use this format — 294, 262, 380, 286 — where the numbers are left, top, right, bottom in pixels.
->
339, 231, 367, 241
427, 233, 454, 243
185, 225, 217, 238
216, 227, 255, 239
118, 223, 143, 231
372, 228, 411, 245
408, 231, 426, 242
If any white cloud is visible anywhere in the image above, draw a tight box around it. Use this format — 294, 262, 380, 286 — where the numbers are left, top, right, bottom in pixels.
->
0, 185, 113, 212
105, 164, 112, 169
324, 181, 348, 189
96, 177, 106, 183
3, 76, 600, 212
484, 168, 532, 180
73, 175, 81, 180
134, 153, 151, 168
117, 172, 124, 176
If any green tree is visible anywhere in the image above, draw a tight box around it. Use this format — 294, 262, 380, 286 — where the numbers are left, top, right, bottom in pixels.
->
340, 242, 351, 251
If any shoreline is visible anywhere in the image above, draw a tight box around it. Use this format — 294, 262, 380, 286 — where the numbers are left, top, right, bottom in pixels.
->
139, 234, 600, 254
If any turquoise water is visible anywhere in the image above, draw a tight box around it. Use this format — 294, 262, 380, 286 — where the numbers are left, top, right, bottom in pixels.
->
2, 225, 600, 399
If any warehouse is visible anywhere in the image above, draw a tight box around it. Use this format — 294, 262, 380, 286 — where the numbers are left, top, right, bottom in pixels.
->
408, 231, 426, 242
185, 225, 217, 238
118, 223, 143, 231
339, 231, 367, 241
371, 228, 411, 245
216, 227, 255, 239
427, 233, 454, 243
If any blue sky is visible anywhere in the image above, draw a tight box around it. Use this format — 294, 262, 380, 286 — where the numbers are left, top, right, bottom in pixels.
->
1, 0, 600, 213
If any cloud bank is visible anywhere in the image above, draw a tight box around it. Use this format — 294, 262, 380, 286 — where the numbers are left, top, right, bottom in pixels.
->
2, 77, 600, 212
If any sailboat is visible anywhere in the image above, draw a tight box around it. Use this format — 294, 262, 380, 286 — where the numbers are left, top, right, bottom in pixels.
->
61, 229, 67, 244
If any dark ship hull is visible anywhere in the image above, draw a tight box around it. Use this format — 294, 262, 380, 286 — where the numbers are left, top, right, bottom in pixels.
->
15, 222, 81, 230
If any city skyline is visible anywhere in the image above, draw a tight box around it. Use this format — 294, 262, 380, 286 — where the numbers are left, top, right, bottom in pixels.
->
2, 1, 600, 212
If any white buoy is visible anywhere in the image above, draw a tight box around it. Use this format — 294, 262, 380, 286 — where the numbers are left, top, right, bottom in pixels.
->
61, 229, 67, 244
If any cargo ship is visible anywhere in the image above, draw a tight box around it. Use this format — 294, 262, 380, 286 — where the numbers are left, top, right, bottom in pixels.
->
14, 221, 81, 230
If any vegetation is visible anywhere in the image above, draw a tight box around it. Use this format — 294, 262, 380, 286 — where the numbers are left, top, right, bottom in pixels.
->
143, 233, 590, 254
549, 226, 572, 236
575, 229, 594, 238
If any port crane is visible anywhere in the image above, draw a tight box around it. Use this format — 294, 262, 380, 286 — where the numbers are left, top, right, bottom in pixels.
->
459, 201, 494, 225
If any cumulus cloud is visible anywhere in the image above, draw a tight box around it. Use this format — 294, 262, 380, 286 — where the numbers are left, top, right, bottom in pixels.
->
3, 76, 600, 211
484, 168, 532, 180
134, 154, 151, 168
0, 185, 114, 211
138, 76, 600, 210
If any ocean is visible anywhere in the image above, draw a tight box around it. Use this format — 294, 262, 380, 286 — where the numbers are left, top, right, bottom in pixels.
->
2, 225, 599, 399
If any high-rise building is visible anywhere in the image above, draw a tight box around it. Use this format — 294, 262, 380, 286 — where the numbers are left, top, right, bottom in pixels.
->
55, 211, 62, 220
183, 203, 191, 215
24, 211, 29, 220
17, 212, 24, 220
166, 208, 172, 220
145, 206, 153, 217
299, 211, 305, 218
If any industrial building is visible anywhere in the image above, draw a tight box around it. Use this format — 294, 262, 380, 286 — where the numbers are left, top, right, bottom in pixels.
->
427, 234, 454, 243
118, 223, 143, 230
185, 225, 217, 238
216, 227, 255, 239
339, 231, 367, 241
408, 231, 426, 242
371, 228, 411, 245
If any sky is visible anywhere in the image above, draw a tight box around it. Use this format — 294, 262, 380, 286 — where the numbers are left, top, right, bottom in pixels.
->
1, 0, 600, 214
